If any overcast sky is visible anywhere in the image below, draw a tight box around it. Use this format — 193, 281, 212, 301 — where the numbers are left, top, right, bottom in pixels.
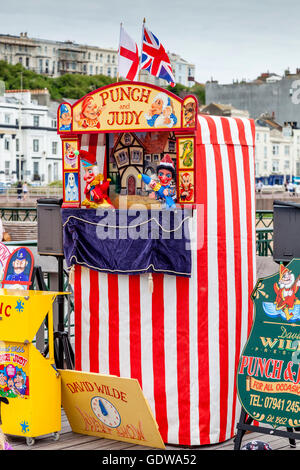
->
2, 0, 300, 83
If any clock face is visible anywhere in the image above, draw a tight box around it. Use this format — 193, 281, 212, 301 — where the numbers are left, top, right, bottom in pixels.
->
91, 396, 121, 428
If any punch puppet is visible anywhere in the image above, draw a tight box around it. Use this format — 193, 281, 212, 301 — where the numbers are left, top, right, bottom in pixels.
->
138, 154, 176, 209
80, 150, 113, 209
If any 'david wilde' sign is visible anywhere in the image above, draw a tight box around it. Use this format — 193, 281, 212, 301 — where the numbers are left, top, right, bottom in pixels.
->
237, 259, 300, 428
59, 369, 165, 449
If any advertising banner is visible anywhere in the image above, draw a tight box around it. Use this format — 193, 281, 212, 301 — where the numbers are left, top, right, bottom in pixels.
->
237, 259, 300, 428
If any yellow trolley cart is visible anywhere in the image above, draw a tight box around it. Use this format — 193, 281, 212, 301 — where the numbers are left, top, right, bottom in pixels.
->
0, 289, 66, 445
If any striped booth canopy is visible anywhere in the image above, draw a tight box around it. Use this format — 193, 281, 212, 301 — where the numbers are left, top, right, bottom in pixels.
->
71, 113, 256, 446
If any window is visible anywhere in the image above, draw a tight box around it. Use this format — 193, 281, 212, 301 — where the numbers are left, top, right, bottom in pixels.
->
33, 115, 39, 127
53, 162, 58, 180
51, 119, 57, 128
131, 150, 141, 162
256, 133, 260, 141
255, 162, 259, 174
145, 154, 151, 161
118, 151, 127, 163
52, 141, 58, 154
33, 139, 39, 152
4, 139, 9, 150
169, 141, 176, 152
124, 133, 132, 145
264, 146, 268, 158
284, 145, 290, 156
5, 161, 10, 176
16, 138, 19, 152
107, 54, 110, 63
153, 154, 159, 161
107, 67, 111, 76
264, 133, 267, 143
4, 114, 10, 124
272, 160, 279, 172
272, 145, 279, 156
33, 161, 39, 176
284, 160, 290, 170
264, 161, 268, 170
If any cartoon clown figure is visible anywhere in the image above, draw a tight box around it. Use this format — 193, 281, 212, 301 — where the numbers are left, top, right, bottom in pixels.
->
79, 150, 113, 209
59, 104, 72, 131
76, 96, 104, 129
179, 172, 194, 202
145, 92, 177, 128
274, 264, 300, 320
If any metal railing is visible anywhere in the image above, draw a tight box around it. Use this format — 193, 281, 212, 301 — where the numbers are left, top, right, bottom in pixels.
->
0, 207, 37, 221
256, 210, 274, 256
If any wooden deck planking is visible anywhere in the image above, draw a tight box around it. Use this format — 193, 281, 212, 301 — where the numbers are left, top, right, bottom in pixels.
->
7, 408, 300, 450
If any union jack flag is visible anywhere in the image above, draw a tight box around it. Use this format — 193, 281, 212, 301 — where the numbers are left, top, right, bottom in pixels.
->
141, 27, 176, 87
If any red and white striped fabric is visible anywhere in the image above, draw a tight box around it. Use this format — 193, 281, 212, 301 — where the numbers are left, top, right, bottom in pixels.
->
73, 114, 256, 445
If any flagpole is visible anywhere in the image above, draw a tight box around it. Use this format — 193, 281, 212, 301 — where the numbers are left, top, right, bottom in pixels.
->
117, 22, 122, 83
138, 18, 146, 81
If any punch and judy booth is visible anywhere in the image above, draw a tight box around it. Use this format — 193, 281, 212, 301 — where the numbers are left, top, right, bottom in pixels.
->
58, 82, 256, 445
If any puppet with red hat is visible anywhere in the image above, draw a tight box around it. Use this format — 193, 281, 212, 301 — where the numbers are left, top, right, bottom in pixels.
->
138, 154, 176, 209
273, 264, 300, 320
80, 150, 113, 209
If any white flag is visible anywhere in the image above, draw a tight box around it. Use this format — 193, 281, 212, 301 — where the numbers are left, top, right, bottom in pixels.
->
118, 25, 139, 81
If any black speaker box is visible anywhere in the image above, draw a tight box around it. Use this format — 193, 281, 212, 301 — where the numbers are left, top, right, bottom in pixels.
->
37, 198, 64, 256
273, 199, 300, 263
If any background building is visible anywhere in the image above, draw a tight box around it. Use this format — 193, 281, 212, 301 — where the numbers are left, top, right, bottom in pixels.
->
0, 32, 119, 78
0, 33, 196, 87
206, 69, 300, 127
254, 116, 300, 184
0, 88, 61, 183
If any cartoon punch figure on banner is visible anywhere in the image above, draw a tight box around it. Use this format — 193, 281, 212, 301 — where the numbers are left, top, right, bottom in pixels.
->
274, 264, 300, 320
80, 150, 113, 209
261, 264, 300, 321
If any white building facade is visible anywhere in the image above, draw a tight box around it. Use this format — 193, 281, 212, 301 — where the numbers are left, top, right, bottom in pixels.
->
0, 33, 196, 87
255, 123, 300, 183
0, 89, 61, 184
0, 33, 119, 79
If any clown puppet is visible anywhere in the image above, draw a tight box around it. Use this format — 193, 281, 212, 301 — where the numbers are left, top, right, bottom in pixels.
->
79, 150, 113, 209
